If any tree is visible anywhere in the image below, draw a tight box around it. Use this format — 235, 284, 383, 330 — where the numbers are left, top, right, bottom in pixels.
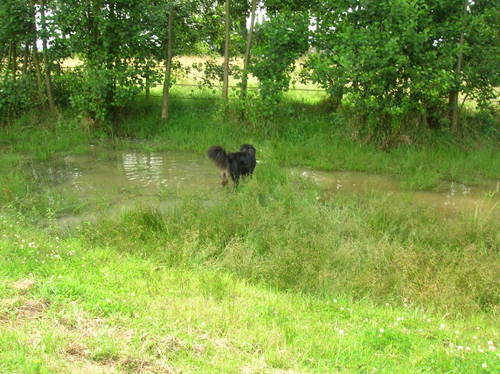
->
305, 0, 499, 137
240, 0, 258, 98
222, 0, 231, 100
161, 7, 174, 120
250, 9, 309, 104
39, 0, 58, 116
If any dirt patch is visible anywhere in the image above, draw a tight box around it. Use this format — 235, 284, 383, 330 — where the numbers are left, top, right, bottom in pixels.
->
119, 357, 179, 373
66, 342, 91, 358
16, 299, 49, 319
65, 341, 178, 374
57, 312, 104, 334
11, 278, 36, 294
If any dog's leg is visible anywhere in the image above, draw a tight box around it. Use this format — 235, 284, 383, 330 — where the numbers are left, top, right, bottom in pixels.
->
220, 170, 229, 186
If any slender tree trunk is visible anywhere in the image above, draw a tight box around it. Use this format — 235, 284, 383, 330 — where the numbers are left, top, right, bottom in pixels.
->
240, 0, 258, 98
22, 43, 30, 76
448, 32, 464, 133
448, 0, 467, 133
11, 42, 18, 80
40, 0, 58, 116
30, 1, 44, 99
32, 41, 44, 99
6, 43, 14, 80
222, 0, 230, 100
161, 9, 174, 120
145, 66, 151, 101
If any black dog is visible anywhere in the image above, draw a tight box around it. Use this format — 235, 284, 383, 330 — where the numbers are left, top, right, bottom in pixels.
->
207, 144, 256, 186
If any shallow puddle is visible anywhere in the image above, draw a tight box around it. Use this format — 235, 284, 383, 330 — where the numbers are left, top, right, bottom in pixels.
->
295, 169, 499, 213
30, 148, 222, 225
30, 148, 499, 225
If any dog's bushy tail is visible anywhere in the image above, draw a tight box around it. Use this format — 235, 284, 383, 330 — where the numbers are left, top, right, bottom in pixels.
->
207, 146, 229, 170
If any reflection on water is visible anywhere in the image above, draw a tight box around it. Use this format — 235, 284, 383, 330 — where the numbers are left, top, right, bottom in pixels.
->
295, 169, 499, 212
33, 149, 221, 224
33, 149, 499, 225
52, 150, 219, 195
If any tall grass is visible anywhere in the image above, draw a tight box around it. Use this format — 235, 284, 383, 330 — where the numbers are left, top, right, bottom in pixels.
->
77, 164, 499, 315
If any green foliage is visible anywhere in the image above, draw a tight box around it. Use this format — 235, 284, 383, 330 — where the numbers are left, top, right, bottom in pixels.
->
0, 77, 41, 123
305, 0, 499, 136
0, 0, 498, 137
251, 10, 309, 107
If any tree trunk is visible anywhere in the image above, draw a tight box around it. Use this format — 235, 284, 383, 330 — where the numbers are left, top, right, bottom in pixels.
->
30, 1, 44, 99
32, 41, 44, 100
222, 0, 230, 100
11, 42, 18, 80
40, 0, 58, 116
448, 31, 464, 133
240, 0, 258, 98
145, 67, 151, 102
161, 9, 174, 120
22, 43, 30, 76
448, 1, 467, 134
5, 42, 14, 80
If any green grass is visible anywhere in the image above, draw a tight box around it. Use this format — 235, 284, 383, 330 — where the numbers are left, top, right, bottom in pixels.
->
0, 213, 498, 373
0, 89, 499, 372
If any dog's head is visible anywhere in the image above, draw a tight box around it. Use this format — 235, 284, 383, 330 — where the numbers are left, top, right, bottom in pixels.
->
240, 144, 256, 156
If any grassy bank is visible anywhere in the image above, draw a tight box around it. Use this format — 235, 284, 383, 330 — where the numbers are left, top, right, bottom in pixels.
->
1, 213, 498, 373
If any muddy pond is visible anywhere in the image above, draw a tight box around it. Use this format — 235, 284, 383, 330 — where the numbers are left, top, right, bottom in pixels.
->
30, 147, 499, 225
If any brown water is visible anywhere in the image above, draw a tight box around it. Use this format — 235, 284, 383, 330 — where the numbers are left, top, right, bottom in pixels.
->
294, 169, 499, 212
32, 148, 222, 225
32, 148, 499, 225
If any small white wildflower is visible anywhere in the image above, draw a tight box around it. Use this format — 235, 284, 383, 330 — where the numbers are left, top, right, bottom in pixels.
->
481, 363, 487, 368
379, 328, 385, 333
487, 340, 493, 345
340, 306, 345, 311
478, 347, 484, 353
455, 330, 460, 335
333, 299, 337, 303
465, 346, 471, 352
473, 336, 478, 340
338, 329, 345, 335
457, 345, 464, 351
439, 323, 446, 329
488, 346, 496, 351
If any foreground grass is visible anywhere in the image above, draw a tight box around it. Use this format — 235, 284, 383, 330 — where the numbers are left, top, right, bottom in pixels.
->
1, 213, 499, 373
